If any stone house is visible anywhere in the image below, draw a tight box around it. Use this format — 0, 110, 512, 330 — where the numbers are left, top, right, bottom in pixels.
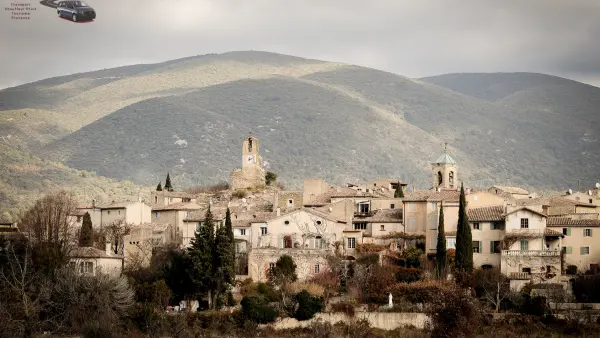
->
546, 217, 600, 273
124, 223, 177, 267
488, 186, 532, 199
69, 244, 123, 277
96, 200, 152, 226
151, 201, 202, 245
151, 190, 197, 209
467, 205, 506, 268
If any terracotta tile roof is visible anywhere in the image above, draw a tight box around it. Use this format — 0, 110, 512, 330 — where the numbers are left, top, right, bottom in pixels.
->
492, 186, 529, 195
427, 190, 460, 202
515, 196, 596, 208
402, 190, 434, 202
544, 228, 564, 237
505, 207, 547, 218
156, 191, 196, 198
468, 205, 505, 222
547, 218, 600, 227
353, 209, 403, 223
98, 201, 143, 209
70, 246, 123, 259
445, 231, 457, 236
306, 187, 375, 206
152, 202, 203, 211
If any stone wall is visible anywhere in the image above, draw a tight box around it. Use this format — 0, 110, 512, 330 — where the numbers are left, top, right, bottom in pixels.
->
265, 312, 430, 331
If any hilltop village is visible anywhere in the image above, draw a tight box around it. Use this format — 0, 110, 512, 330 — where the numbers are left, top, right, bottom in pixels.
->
2, 135, 600, 336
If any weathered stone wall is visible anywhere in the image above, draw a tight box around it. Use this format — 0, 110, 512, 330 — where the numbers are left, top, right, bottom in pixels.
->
265, 312, 430, 330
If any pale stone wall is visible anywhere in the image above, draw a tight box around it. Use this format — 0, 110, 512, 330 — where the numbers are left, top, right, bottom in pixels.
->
549, 225, 600, 272
276, 191, 303, 211
466, 191, 507, 208
472, 221, 503, 268
403, 201, 427, 234
303, 178, 330, 205
70, 257, 123, 278
266, 312, 430, 331
426, 202, 458, 252
248, 248, 329, 282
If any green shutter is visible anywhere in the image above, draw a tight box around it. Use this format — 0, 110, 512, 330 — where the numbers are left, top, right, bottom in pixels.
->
590, 229, 593, 236
580, 247, 586, 255
566, 247, 572, 254
567, 228, 571, 236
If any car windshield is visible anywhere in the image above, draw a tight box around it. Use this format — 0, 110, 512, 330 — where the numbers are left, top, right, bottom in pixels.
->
73, 1, 88, 7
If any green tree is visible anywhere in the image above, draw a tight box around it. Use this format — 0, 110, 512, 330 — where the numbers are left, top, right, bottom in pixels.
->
455, 183, 473, 271
187, 207, 214, 306
212, 208, 235, 307
436, 204, 446, 277
164, 173, 173, 192
265, 171, 277, 186
394, 185, 404, 198
156, 182, 162, 191
269, 254, 297, 287
78, 212, 93, 247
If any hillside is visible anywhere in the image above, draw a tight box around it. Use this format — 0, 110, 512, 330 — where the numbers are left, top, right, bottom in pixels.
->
2, 52, 599, 204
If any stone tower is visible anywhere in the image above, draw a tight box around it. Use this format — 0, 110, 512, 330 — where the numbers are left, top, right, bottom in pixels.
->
431, 143, 458, 190
231, 135, 266, 190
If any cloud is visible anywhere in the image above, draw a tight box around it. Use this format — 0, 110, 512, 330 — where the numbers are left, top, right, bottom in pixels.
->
1, 0, 599, 88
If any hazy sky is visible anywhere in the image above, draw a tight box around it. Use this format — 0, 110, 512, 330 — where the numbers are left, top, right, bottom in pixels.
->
1, 0, 599, 89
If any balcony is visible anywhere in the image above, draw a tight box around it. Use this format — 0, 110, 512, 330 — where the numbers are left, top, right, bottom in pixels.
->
508, 272, 531, 280
354, 211, 374, 217
502, 250, 561, 257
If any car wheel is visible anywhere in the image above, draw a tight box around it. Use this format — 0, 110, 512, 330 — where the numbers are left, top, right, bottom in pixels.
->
72, 14, 77, 22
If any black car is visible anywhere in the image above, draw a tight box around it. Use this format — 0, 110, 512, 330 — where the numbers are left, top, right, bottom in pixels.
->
57, 1, 96, 22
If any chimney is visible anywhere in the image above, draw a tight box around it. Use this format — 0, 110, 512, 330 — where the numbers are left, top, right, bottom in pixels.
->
276, 207, 281, 217
105, 242, 111, 256
92, 199, 96, 208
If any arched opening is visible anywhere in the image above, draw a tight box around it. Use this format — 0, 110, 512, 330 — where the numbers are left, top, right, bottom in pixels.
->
248, 138, 253, 152
437, 171, 443, 186
449, 171, 454, 187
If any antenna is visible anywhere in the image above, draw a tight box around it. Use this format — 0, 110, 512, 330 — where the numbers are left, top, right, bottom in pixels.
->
444, 142, 448, 153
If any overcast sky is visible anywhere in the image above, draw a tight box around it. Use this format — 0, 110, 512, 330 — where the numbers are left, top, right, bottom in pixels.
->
1, 0, 599, 89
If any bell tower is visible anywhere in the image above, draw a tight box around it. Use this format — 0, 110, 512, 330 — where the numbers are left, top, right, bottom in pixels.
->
242, 135, 262, 169
431, 143, 458, 190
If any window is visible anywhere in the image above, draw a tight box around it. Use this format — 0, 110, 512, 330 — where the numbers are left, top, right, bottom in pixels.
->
287, 199, 294, 208
581, 247, 590, 255
183, 198, 191, 202
79, 261, 93, 275
269, 263, 275, 272
490, 241, 501, 254
472, 241, 481, 253
446, 237, 456, 249
563, 228, 571, 236
347, 237, 356, 249
390, 204, 395, 209
520, 240, 529, 251
473, 195, 479, 201
155, 196, 158, 204
260, 227, 268, 236
118, 210, 121, 215
155, 212, 160, 218
584, 229, 592, 237
380, 225, 385, 231
492, 222, 504, 230
314, 263, 320, 274
472, 222, 480, 230
284, 235, 293, 248
284, 220, 290, 225
430, 202, 437, 211
522, 268, 531, 273
359, 203, 370, 213
239, 229, 246, 236
520, 218, 529, 229
185, 211, 189, 217
590, 199, 594, 204
316, 221, 322, 225
565, 247, 573, 254
107, 210, 110, 215
354, 223, 367, 230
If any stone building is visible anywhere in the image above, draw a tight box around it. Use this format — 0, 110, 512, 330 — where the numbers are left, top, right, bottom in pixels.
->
231, 135, 266, 191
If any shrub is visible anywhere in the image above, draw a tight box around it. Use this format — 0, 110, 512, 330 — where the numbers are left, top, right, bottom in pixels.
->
232, 190, 248, 199
287, 282, 325, 297
571, 273, 600, 303
566, 265, 578, 275
309, 318, 334, 338
265, 172, 277, 186
424, 282, 482, 338
257, 282, 280, 302
394, 267, 422, 283
294, 290, 324, 321
240, 294, 278, 324
330, 302, 355, 317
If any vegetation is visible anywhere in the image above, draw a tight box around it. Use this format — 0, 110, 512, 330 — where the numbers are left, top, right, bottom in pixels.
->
436, 203, 446, 277
455, 183, 473, 271
78, 212, 93, 247
164, 173, 174, 192
265, 171, 278, 185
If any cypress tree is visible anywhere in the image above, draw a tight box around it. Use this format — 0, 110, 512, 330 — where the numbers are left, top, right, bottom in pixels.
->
165, 173, 173, 192
213, 209, 236, 304
394, 185, 404, 198
78, 212, 93, 247
455, 183, 473, 271
188, 206, 214, 300
436, 204, 446, 277
156, 182, 162, 191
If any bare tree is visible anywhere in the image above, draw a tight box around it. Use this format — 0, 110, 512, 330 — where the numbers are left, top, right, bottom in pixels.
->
99, 219, 133, 256
477, 269, 510, 313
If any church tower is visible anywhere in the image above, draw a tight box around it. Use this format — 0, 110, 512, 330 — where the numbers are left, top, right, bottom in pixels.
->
231, 135, 266, 190
431, 143, 458, 190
